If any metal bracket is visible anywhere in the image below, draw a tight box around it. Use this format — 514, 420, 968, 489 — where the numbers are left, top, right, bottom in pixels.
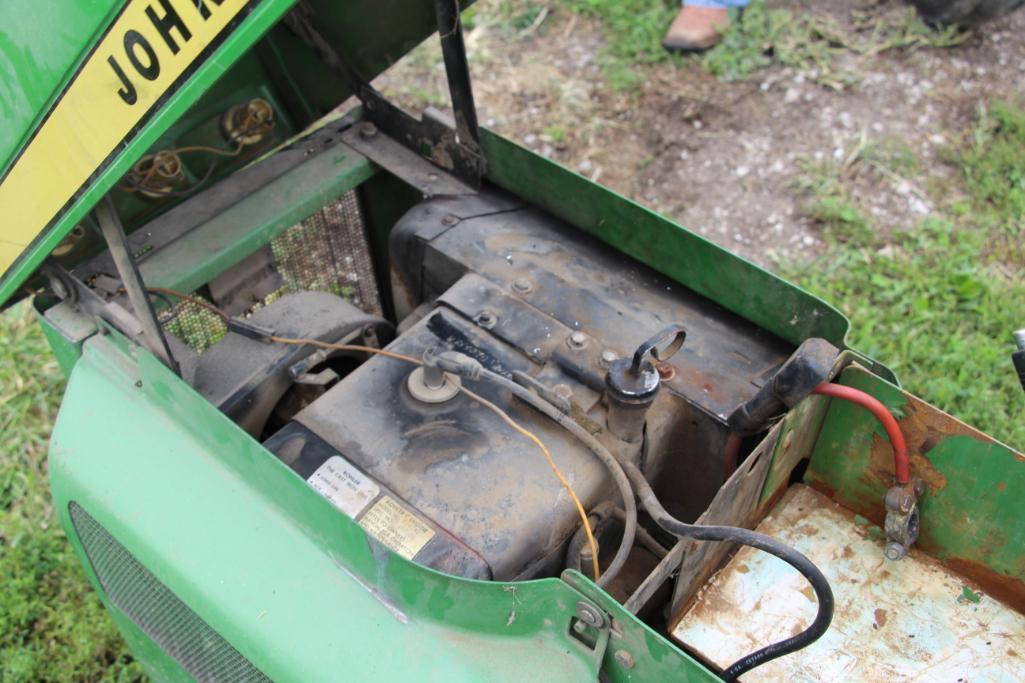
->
94, 197, 179, 374
568, 600, 611, 669
283, 1, 485, 188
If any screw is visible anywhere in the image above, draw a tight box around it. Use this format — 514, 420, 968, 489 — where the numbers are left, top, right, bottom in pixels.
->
614, 650, 635, 669
912, 477, 926, 497
512, 278, 534, 294
656, 362, 676, 381
441, 214, 459, 226
567, 331, 588, 350
884, 542, 907, 561
475, 310, 497, 329
359, 121, 377, 138
575, 601, 606, 629
134, 380, 143, 388
599, 349, 618, 368
554, 384, 573, 400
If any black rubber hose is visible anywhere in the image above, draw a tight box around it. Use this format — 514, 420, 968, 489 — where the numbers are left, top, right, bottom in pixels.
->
476, 364, 833, 679
621, 460, 835, 681
565, 502, 616, 573
477, 369, 638, 590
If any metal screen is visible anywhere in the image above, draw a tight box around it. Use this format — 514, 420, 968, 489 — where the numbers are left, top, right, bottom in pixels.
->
69, 502, 271, 683
160, 189, 381, 353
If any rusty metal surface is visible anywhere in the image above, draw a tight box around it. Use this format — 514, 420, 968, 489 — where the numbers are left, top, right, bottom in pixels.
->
673, 484, 1025, 681
661, 421, 780, 621
389, 190, 794, 522
806, 364, 1025, 613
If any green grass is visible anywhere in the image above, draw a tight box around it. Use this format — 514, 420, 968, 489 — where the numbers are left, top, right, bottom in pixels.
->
555, 0, 969, 88
0, 302, 145, 682
781, 101, 1025, 449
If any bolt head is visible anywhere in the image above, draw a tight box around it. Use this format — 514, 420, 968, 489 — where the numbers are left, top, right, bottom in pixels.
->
475, 310, 497, 329
575, 601, 605, 628
512, 278, 533, 294
568, 331, 588, 350
600, 349, 618, 368
884, 541, 907, 561
359, 121, 377, 138
441, 213, 458, 226
614, 650, 635, 669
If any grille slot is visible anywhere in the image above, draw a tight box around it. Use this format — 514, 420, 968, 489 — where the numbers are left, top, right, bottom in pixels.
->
69, 502, 271, 682
160, 189, 380, 353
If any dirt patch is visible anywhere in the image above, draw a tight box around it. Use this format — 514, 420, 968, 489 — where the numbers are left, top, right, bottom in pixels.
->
375, 0, 1025, 267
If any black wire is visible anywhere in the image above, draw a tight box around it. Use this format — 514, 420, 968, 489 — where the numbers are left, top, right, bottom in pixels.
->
622, 460, 834, 681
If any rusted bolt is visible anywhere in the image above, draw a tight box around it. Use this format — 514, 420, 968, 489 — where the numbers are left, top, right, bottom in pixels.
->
475, 310, 497, 329
911, 477, 926, 497
599, 349, 618, 368
441, 214, 459, 226
554, 384, 573, 400
427, 172, 440, 182
656, 362, 676, 381
567, 331, 588, 350
614, 650, 635, 669
885, 542, 907, 561
512, 278, 533, 294
359, 121, 377, 138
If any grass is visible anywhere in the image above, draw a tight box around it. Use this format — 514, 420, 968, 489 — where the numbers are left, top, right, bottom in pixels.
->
781, 101, 1025, 448
551, 0, 969, 88
0, 302, 145, 681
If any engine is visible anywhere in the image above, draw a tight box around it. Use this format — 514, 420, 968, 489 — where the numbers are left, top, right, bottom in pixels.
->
203, 189, 793, 587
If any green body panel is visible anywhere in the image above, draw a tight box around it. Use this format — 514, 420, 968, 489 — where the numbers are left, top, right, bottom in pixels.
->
50, 330, 718, 681
805, 364, 1025, 609
0, 0, 299, 308
0, 0, 123, 172
0, 0, 472, 308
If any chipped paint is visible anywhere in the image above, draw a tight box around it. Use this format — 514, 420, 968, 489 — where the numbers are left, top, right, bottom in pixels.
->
672, 485, 1025, 681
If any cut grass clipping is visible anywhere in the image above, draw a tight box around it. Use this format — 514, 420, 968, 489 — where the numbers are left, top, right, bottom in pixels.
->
784, 101, 1025, 449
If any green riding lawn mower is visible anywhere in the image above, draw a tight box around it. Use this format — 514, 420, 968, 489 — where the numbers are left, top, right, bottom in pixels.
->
1, 0, 1023, 680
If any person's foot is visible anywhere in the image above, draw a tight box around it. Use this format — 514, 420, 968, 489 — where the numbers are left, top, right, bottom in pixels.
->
662, 6, 731, 53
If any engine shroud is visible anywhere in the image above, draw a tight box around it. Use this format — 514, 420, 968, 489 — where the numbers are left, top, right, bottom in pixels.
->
278, 190, 793, 580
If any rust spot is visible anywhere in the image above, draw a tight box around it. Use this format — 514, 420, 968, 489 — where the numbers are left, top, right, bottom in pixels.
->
1009, 649, 1019, 658
799, 585, 815, 602
997, 482, 1007, 491
945, 557, 1025, 614
874, 608, 888, 628
867, 432, 948, 493
736, 564, 750, 574
795, 523, 819, 537
842, 545, 855, 559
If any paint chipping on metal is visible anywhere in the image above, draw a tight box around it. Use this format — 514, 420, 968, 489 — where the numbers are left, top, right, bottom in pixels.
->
672, 485, 1025, 680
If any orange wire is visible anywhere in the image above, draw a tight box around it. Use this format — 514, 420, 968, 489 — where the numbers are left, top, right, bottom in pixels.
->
146, 287, 602, 580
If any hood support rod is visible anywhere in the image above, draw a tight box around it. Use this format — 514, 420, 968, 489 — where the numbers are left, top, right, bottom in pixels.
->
95, 197, 179, 374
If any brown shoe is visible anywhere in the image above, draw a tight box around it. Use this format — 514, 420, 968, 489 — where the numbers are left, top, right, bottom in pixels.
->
662, 6, 731, 53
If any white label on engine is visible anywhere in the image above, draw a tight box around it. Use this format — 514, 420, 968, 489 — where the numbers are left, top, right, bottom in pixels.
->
307, 455, 380, 518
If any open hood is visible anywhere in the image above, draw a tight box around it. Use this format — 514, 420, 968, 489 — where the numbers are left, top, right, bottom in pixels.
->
0, 0, 466, 307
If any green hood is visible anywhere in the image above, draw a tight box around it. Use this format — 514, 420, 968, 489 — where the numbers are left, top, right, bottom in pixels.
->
0, 0, 459, 307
